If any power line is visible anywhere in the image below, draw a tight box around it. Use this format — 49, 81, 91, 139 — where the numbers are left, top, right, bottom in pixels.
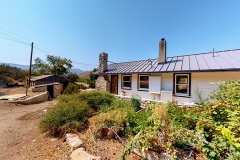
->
0, 27, 31, 43
0, 36, 30, 45
0, 27, 98, 66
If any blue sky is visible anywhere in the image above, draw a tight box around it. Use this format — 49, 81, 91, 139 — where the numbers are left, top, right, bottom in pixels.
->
1, 1, 240, 71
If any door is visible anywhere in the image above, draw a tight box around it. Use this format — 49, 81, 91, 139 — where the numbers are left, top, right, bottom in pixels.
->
111, 75, 118, 94
47, 85, 54, 98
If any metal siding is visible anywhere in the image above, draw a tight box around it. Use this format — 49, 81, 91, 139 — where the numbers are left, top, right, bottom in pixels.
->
189, 55, 199, 70
227, 50, 240, 64
104, 49, 240, 74
195, 54, 209, 70
167, 57, 177, 71
148, 59, 159, 72
174, 57, 183, 71
220, 51, 240, 68
131, 60, 146, 73
182, 56, 190, 71
202, 54, 220, 69
143, 59, 158, 72
213, 52, 232, 69
153, 63, 164, 72
134, 60, 149, 72
160, 57, 172, 72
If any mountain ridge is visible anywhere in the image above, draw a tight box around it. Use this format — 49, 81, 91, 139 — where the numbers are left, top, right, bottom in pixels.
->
0, 62, 85, 74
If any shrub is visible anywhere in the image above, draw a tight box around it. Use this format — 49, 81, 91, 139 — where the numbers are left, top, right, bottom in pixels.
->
39, 95, 93, 136
63, 84, 86, 94
78, 91, 115, 111
130, 95, 141, 111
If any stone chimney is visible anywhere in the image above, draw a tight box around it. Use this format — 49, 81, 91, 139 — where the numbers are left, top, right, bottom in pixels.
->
98, 52, 108, 73
158, 38, 166, 64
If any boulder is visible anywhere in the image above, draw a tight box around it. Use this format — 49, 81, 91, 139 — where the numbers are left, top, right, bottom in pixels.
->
66, 133, 83, 151
70, 147, 101, 160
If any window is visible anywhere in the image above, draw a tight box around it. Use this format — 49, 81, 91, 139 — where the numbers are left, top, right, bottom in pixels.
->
122, 75, 131, 89
174, 74, 191, 96
138, 75, 149, 90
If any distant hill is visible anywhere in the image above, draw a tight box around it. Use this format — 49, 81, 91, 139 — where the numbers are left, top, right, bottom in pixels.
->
0, 62, 84, 74
78, 71, 91, 78
0, 62, 29, 70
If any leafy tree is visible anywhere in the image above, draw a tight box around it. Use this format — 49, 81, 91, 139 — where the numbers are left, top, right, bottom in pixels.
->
32, 55, 73, 77
65, 72, 79, 82
87, 68, 98, 88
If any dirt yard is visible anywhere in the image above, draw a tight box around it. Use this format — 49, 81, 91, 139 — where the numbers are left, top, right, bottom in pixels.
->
0, 86, 142, 160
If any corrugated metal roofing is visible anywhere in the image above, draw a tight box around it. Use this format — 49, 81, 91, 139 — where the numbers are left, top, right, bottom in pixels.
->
30, 74, 54, 81
104, 49, 240, 74
34, 82, 60, 87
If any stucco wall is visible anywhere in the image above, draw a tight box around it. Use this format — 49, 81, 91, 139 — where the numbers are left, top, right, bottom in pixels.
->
117, 72, 240, 103
53, 84, 62, 98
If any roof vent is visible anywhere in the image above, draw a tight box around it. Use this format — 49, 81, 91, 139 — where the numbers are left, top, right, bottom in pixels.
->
158, 38, 166, 64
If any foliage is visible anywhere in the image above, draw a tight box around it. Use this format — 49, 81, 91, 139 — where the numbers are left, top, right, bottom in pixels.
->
86, 68, 98, 88
33, 55, 72, 77
193, 84, 206, 105
120, 81, 240, 159
0, 64, 28, 82
77, 77, 88, 83
39, 94, 93, 136
130, 94, 141, 111
65, 72, 79, 82
78, 91, 115, 111
63, 84, 86, 94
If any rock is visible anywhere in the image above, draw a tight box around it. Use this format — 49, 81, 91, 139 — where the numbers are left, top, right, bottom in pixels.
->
71, 147, 101, 160
66, 133, 83, 151
133, 148, 171, 160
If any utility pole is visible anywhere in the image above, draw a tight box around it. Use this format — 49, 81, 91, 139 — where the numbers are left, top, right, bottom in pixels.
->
26, 42, 33, 96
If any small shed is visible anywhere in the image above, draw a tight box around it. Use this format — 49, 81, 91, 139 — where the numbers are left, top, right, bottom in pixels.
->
29, 75, 69, 98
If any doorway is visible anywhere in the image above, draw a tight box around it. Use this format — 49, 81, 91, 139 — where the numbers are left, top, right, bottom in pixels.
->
47, 85, 54, 98
111, 75, 118, 95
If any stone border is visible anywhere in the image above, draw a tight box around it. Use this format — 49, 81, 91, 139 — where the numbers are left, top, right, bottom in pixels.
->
115, 95, 165, 108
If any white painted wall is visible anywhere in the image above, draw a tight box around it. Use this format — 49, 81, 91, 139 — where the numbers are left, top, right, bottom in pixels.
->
115, 72, 240, 103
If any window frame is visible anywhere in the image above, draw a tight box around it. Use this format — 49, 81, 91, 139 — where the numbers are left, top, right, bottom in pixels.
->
173, 73, 191, 96
121, 75, 131, 90
138, 75, 149, 91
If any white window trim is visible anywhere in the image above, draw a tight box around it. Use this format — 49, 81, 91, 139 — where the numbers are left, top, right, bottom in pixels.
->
138, 75, 149, 91
122, 75, 131, 89
174, 74, 190, 96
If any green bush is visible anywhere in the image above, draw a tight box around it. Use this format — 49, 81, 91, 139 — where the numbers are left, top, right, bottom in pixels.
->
39, 94, 93, 136
130, 96, 141, 111
78, 91, 115, 111
63, 84, 86, 94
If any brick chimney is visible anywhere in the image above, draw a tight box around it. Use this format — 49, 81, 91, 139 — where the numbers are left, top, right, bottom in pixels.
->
158, 38, 166, 64
98, 52, 108, 73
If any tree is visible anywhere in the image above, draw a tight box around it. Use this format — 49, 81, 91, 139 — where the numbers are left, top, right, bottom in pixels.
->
33, 55, 73, 77
65, 72, 79, 82
87, 68, 98, 88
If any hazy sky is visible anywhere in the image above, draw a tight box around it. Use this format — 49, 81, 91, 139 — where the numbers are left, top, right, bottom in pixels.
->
1, 1, 240, 71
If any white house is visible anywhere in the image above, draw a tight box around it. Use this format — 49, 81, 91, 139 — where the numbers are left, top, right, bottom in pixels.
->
95, 39, 240, 103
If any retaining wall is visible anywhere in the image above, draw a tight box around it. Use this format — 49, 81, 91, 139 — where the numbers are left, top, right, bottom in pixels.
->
13, 91, 49, 105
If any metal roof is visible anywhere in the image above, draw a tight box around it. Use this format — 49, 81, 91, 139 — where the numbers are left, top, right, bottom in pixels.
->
104, 49, 240, 74
34, 82, 60, 88
30, 74, 54, 81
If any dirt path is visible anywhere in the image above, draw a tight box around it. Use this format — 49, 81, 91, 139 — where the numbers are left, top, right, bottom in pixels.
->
0, 86, 68, 160
0, 86, 142, 160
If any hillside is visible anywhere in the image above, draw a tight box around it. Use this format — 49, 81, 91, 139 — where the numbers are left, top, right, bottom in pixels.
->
0, 62, 85, 74
78, 71, 91, 78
